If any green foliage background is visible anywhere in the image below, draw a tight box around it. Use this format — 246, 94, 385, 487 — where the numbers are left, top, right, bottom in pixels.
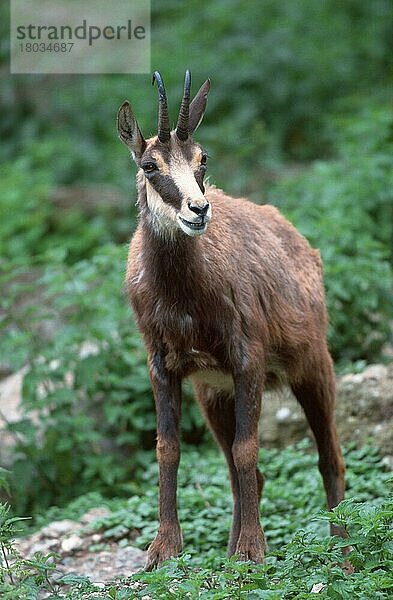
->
0, 0, 392, 517
1, 444, 392, 597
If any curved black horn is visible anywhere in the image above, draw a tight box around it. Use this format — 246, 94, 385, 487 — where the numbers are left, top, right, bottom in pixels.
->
175, 70, 191, 141
152, 71, 171, 143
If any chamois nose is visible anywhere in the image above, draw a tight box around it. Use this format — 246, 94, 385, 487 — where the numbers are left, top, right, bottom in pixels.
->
188, 200, 209, 217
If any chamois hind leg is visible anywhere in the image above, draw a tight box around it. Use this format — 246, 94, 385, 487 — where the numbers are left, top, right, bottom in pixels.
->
194, 384, 264, 556
231, 371, 266, 562
291, 347, 347, 540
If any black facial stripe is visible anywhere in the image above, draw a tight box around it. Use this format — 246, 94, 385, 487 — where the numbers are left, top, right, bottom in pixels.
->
149, 174, 183, 210
194, 168, 206, 194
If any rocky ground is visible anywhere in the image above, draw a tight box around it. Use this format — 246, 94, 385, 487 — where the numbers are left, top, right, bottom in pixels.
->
260, 363, 393, 467
15, 507, 146, 586
1, 362, 393, 584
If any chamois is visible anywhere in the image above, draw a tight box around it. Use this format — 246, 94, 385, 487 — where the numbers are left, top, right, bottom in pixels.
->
117, 70, 347, 570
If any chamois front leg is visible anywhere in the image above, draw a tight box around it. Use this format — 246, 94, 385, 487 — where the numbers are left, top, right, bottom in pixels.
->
232, 370, 266, 563
145, 352, 183, 571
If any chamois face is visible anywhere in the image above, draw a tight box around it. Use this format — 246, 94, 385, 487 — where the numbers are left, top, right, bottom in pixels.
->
117, 71, 211, 238
139, 134, 211, 238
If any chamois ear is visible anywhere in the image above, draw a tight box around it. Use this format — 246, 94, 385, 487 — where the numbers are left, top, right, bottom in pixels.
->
117, 101, 146, 161
189, 79, 211, 134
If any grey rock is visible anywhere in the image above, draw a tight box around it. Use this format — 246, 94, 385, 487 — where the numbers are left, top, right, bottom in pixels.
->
61, 534, 85, 553
80, 506, 111, 525
56, 544, 146, 582
41, 519, 80, 539
17, 506, 147, 585
260, 363, 393, 459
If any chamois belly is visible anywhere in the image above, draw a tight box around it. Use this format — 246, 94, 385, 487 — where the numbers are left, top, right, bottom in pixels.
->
187, 357, 288, 395
188, 353, 287, 395
189, 369, 234, 393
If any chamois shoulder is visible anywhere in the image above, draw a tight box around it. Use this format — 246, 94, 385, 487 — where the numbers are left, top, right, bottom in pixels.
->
204, 184, 324, 299
205, 184, 321, 265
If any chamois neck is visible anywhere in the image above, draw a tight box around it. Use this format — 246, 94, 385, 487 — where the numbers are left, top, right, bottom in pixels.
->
138, 214, 205, 307
141, 217, 199, 266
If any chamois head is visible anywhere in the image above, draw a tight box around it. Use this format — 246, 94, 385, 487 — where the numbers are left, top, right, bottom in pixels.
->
117, 70, 212, 238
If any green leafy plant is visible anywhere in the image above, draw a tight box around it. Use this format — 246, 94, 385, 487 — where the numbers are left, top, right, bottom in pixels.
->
269, 101, 393, 363
0, 0, 392, 542
1, 444, 392, 598
0, 503, 63, 598
88, 457, 392, 599
1, 245, 206, 513
0, 157, 131, 266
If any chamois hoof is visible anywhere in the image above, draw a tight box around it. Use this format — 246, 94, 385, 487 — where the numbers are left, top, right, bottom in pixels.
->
144, 531, 183, 571
233, 531, 265, 564
330, 524, 354, 571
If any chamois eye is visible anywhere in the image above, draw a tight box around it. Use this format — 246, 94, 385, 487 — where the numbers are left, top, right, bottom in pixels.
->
143, 162, 158, 174
201, 154, 207, 166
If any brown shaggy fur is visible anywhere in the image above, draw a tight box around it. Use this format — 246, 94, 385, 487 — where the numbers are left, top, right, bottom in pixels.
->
118, 78, 346, 570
